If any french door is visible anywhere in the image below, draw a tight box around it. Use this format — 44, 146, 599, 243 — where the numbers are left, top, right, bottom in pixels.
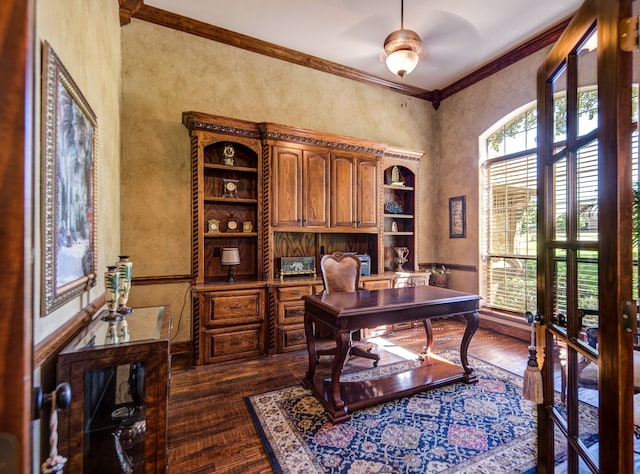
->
0, 1, 35, 473
536, 0, 635, 472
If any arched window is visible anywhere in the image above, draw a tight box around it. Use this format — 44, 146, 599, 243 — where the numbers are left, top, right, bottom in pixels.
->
480, 86, 638, 315
480, 103, 539, 314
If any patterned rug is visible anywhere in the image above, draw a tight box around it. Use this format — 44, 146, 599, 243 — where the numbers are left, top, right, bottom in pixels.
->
245, 351, 575, 473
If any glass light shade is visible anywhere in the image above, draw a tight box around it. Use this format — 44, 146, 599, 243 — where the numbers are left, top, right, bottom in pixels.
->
385, 49, 419, 78
221, 247, 240, 266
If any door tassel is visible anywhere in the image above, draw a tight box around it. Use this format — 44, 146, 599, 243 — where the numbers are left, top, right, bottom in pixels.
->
522, 322, 543, 404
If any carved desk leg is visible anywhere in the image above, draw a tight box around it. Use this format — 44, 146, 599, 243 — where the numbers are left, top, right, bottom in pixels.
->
303, 313, 317, 384
420, 319, 434, 354
460, 311, 480, 383
328, 330, 351, 423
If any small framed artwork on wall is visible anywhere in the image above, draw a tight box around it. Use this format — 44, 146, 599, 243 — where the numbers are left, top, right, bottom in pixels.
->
41, 41, 98, 315
449, 195, 466, 238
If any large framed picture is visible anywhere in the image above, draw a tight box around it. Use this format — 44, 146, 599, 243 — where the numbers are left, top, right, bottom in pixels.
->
41, 41, 98, 315
449, 195, 466, 238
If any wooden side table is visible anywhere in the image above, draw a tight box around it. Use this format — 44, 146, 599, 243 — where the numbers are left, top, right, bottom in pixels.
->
57, 306, 171, 473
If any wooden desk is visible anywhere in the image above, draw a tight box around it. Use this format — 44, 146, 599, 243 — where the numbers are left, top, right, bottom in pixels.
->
302, 285, 480, 423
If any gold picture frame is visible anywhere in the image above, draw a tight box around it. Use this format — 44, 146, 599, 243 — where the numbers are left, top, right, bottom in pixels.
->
41, 41, 98, 315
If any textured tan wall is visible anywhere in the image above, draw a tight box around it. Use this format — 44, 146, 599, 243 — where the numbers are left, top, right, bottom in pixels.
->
34, 0, 121, 343
120, 20, 437, 342
433, 48, 550, 294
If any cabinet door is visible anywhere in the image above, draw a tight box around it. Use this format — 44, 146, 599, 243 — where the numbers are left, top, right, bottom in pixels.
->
302, 150, 329, 227
330, 154, 356, 228
272, 146, 302, 227
331, 154, 379, 229
357, 157, 379, 229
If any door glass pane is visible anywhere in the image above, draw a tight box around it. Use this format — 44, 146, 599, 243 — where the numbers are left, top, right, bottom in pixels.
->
554, 65, 568, 148
552, 337, 569, 420
554, 158, 568, 242
553, 248, 568, 327
84, 363, 147, 473
553, 413, 570, 472
577, 28, 598, 138
577, 139, 599, 241
575, 345, 598, 442
577, 250, 598, 320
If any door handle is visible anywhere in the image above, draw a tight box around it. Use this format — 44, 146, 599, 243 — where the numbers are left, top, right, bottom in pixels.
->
32, 382, 71, 420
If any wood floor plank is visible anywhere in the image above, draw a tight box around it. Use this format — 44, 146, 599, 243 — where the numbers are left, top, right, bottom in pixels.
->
167, 318, 529, 473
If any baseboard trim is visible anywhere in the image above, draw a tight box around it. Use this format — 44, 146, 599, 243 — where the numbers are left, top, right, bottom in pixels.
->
478, 309, 530, 342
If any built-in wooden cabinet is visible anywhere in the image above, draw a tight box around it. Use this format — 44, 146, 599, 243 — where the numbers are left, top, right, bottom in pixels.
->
196, 287, 266, 364
271, 146, 329, 228
183, 112, 263, 284
330, 153, 378, 230
381, 156, 420, 272
184, 112, 424, 364
273, 282, 324, 353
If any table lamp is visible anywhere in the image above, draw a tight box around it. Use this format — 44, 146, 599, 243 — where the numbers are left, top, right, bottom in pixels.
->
221, 247, 240, 282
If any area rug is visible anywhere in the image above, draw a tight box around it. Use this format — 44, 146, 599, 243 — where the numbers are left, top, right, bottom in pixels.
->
245, 351, 560, 473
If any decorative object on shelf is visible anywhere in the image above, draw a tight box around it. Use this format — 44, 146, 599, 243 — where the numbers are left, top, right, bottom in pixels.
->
41, 41, 97, 315
449, 195, 466, 238
391, 221, 398, 233
391, 165, 405, 186
223, 143, 235, 166
221, 247, 240, 282
278, 256, 317, 280
222, 178, 239, 198
243, 221, 253, 233
383, 0, 422, 78
393, 247, 409, 271
208, 219, 220, 232
226, 215, 240, 232
104, 265, 120, 318
384, 200, 404, 214
430, 265, 450, 288
117, 255, 133, 315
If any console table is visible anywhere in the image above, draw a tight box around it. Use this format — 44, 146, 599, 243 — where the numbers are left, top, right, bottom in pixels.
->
302, 286, 480, 423
57, 306, 171, 473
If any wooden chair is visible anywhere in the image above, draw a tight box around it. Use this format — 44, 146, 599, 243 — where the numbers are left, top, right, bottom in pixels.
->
315, 252, 380, 366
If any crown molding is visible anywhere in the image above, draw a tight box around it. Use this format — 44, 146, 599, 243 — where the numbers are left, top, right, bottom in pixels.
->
122, 3, 570, 109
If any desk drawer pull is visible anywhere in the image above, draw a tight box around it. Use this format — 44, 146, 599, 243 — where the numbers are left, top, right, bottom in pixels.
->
229, 304, 242, 310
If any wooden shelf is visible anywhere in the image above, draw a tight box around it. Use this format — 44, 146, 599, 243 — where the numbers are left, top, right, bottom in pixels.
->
204, 232, 257, 238
384, 213, 414, 219
204, 163, 257, 173
204, 196, 258, 204
383, 184, 414, 191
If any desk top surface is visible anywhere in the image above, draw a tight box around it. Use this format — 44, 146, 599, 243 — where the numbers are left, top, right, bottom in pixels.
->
303, 285, 480, 317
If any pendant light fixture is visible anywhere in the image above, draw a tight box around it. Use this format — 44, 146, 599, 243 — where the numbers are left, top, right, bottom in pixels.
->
384, 0, 422, 78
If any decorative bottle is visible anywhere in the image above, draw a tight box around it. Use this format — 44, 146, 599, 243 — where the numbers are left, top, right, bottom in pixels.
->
117, 255, 133, 314
104, 265, 120, 316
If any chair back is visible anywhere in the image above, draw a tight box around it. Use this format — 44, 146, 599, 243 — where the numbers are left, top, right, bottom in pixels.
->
320, 252, 361, 294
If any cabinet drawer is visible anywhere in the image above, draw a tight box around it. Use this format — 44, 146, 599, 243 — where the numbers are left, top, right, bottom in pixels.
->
277, 300, 305, 324
362, 279, 391, 290
203, 324, 264, 363
393, 322, 413, 331
276, 285, 313, 301
280, 326, 307, 352
203, 290, 264, 326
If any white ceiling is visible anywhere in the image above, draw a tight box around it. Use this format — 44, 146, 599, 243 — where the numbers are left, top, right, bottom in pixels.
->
145, 0, 582, 92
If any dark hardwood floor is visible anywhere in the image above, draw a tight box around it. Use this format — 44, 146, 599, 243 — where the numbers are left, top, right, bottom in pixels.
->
167, 318, 529, 473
